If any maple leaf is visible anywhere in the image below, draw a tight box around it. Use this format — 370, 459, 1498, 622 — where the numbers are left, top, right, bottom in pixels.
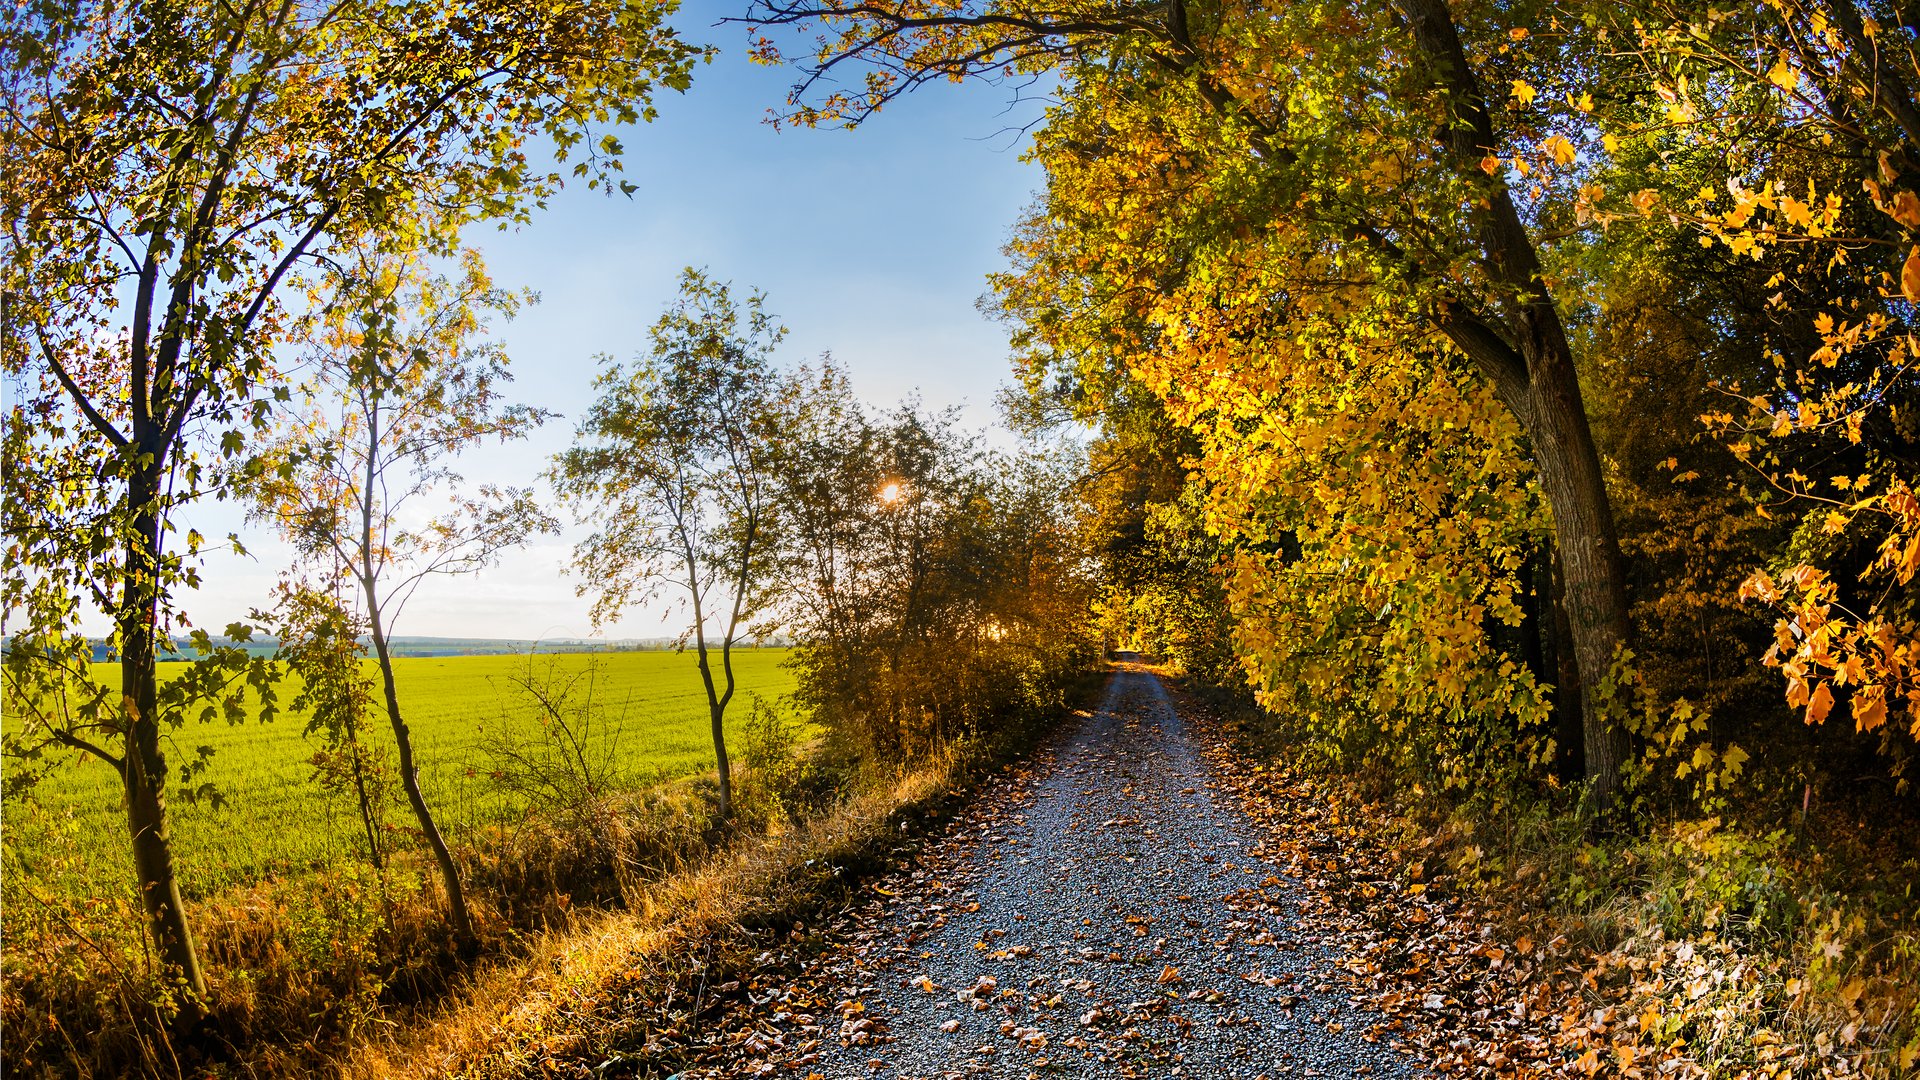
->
1767, 56, 1798, 92
1806, 682, 1836, 725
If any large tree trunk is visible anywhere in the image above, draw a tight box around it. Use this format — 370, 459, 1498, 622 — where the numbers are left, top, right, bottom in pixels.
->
365, 602, 476, 950
120, 474, 207, 1010
1521, 356, 1632, 804
1396, 0, 1633, 810
1546, 544, 1588, 783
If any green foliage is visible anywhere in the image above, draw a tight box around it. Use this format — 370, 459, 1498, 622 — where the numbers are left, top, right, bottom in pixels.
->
267, 585, 391, 867
1, 622, 282, 808
734, 694, 812, 828
554, 268, 789, 631
3, 0, 703, 988
554, 268, 794, 821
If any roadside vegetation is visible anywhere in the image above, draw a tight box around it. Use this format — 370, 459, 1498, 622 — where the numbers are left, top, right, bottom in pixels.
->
8, 0, 1920, 1075
1, 650, 795, 1071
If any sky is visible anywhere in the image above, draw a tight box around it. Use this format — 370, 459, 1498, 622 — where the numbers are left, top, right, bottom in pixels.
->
145, 3, 1052, 642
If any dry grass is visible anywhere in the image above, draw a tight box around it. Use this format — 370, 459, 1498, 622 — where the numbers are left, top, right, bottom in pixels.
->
344, 757, 964, 1079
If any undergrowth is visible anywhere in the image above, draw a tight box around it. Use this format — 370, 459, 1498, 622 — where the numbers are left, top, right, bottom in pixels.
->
343, 665, 1106, 1079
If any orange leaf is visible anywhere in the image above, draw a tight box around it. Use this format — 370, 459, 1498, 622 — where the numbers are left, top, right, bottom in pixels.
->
1891, 190, 1920, 229
1806, 681, 1835, 725
1854, 685, 1888, 732
1787, 676, 1811, 708
1902, 246, 1920, 304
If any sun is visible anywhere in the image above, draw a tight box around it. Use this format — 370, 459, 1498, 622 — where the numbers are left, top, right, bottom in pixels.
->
878, 480, 904, 504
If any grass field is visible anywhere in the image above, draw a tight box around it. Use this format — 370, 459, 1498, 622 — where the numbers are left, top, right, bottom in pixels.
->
1, 649, 795, 905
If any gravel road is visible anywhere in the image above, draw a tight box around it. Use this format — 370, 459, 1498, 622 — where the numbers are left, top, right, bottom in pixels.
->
707, 660, 1424, 1079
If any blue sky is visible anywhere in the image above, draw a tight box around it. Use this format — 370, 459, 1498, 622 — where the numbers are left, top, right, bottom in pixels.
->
160, 4, 1051, 642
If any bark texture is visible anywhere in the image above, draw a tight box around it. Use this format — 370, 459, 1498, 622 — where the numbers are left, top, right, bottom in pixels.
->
120, 471, 208, 1008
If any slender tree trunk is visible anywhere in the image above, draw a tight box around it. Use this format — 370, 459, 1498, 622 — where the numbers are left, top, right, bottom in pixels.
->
357, 397, 473, 949
698, 652, 735, 822
365, 602, 475, 950
120, 471, 207, 1013
344, 710, 383, 871
687, 586, 734, 821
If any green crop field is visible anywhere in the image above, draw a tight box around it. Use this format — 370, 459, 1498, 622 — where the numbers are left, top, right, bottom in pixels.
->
1, 649, 794, 905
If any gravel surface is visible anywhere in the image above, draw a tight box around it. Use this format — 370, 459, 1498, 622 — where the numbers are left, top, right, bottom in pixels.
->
709, 660, 1424, 1079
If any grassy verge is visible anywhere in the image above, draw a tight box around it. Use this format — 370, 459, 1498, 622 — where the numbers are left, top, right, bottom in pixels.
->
1188, 677, 1920, 1077
341, 666, 1109, 1080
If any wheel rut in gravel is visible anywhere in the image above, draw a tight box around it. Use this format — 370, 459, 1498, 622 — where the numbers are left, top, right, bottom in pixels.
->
716, 659, 1422, 1078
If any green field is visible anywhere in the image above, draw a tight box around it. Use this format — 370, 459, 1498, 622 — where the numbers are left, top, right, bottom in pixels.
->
1, 649, 794, 903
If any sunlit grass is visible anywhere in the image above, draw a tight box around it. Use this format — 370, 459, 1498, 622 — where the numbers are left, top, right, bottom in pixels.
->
2, 649, 795, 903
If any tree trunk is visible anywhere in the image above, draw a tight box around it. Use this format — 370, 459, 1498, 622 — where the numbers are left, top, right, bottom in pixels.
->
708, 687, 734, 821
695, 638, 729, 814
1395, 0, 1634, 810
345, 710, 384, 872
1547, 541, 1587, 783
120, 473, 207, 1013
355, 396, 472, 947
365, 604, 476, 950
1519, 341, 1632, 809
689, 592, 734, 822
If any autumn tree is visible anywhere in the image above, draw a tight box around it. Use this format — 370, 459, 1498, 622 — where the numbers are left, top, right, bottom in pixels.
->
552, 270, 788, 822
1, 0, 697, 997
774, 367, 1099, 757
1590, 0, 1920, 755
247, 249, 554, 950
747, 0, 1643, 807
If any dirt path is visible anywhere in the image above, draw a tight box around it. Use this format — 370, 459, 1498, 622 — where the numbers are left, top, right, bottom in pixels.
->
693, 661, 1424, 1078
